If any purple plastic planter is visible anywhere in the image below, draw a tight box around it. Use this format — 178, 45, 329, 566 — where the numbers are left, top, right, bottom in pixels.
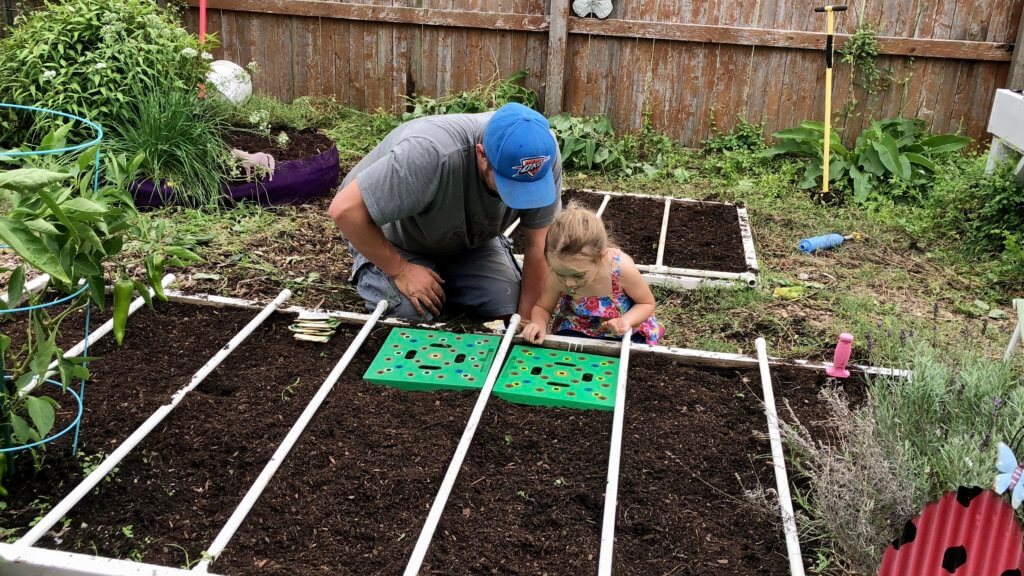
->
131, 145, 340, 208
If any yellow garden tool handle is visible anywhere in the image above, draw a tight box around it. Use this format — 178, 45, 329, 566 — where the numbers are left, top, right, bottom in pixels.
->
814, 5, 846, 194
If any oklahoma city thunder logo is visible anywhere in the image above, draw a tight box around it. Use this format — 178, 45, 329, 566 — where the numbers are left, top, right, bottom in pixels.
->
512, 155, 550, 178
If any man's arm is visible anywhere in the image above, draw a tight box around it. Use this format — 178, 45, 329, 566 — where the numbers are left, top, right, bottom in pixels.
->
518, 225, 549, 318
328, 178, 444, 316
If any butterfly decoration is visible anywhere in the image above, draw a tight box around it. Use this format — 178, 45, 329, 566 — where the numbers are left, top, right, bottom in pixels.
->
995, 441, 1024, 509
572, 0, 613, 19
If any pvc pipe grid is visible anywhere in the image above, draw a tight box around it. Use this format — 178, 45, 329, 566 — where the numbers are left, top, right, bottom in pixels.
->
503, 189, 760, 288
0, 290, 908, 576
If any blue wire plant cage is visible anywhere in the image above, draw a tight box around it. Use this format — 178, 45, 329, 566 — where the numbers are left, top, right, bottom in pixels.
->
0, 103, 104, 472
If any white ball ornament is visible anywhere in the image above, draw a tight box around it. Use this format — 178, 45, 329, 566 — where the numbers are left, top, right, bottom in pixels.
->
206, 60, 253, 105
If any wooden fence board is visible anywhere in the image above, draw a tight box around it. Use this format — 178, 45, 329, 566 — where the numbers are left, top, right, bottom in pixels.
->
1, 0, 1019, 145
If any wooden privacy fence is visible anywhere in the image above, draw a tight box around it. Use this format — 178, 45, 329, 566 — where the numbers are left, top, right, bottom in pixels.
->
4, 0, 1022, 145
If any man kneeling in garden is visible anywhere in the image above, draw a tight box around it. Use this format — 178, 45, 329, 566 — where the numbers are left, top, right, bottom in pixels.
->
328, 103, 562, 321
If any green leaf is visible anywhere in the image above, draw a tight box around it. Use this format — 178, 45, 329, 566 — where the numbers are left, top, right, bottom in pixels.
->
860, 147, 885, 176
898, 154, 912, 179
0, 168, 70, 191
163, 247, 204, 263
920, 135, 972, 154
850, 165, 871, 203
24, 219, 61, 235
872, 136, 908, 179
7, 265, 25, 310
0, 219, 70, 282
62, 197, 106, 214
11, 414, 33, 444
988, 308, 1008, 319
904, 152, 937, 172
25, 395, 56, 438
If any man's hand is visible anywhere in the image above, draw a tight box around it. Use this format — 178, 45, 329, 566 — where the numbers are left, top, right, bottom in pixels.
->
520, 321, 547, 344
391, 262, 445, 317
600, 317, 631, 336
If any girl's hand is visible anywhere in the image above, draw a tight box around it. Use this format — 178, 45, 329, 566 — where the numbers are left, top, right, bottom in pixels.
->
600, 318, 631, 336
521, 321, 547, 344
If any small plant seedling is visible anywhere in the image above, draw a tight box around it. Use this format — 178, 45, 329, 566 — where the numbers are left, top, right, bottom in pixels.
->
282, 377, 301, 401
504, 435, 513, 445
554, 477, 565, 487
516, 490, 534, 502
121, 525, 134, 538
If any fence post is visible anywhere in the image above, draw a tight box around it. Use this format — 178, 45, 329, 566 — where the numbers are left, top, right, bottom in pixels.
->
1010, 5, 1024, 89
544, 0, 570, 115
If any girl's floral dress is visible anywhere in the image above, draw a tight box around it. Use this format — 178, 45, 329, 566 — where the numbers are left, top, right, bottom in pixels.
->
551, 251, 666, 345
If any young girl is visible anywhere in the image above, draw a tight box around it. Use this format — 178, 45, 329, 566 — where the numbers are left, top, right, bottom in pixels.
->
521, 204, 666, 345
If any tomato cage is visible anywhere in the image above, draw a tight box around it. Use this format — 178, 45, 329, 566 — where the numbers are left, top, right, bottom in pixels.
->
1, 103, 103, 465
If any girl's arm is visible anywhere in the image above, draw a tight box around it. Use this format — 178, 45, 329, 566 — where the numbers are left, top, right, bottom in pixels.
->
605, 252, 656, 333
521, 273, 562, 344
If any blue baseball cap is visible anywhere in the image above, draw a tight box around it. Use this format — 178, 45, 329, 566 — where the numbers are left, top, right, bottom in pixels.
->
483, 103, 558, 210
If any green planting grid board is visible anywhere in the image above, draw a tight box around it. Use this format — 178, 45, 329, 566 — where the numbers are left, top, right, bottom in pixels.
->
363, 328, 500, 391
494, 346, 619, 411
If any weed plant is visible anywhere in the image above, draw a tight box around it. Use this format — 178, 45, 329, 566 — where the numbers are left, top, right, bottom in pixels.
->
109, 90, 232, 209
402, 70, 537, 120
782, 345, 1024, 574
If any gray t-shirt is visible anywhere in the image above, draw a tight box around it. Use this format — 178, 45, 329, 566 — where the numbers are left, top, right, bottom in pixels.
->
342, 112, 561, 256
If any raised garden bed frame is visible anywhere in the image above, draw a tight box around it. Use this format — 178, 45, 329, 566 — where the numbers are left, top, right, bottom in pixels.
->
506, 188, 760, 289
0, 288, 903, 576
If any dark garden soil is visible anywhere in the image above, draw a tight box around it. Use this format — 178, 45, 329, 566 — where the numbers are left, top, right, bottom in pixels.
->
3, 304, 860, 574
421, 403, 612, 574
602, 195, 663, 265
36, 307, 364, 567
0, 303, 255, 540
663, 201, 749, 272
213, 326, 478, 576
226, 128, 338, 164
507, 188, 604, 251
510, 190, 750, 274
614, 353, 789, 575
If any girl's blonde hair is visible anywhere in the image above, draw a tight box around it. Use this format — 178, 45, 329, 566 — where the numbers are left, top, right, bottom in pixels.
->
544, 203, 609, 264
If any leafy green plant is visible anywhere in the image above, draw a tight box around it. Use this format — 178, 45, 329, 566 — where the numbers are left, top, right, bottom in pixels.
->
0, 0, 212, 144
402, 70, 537, 121
703, 117, 766, 153
0, 123, 136, 496
108, 89, 233, 208
548, 113, 628, 172
761, 118, 971, 203
840, 22, 888, 96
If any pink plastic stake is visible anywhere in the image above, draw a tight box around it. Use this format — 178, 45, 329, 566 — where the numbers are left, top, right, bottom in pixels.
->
826, 332, 853, 378
199, 0, 207, 43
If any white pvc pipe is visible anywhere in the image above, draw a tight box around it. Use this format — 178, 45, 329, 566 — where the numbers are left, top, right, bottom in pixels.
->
736, 206, 760, 272
0, 542, 216, 576
755, 338, 805, 576
194, 299, 389, 573
597, 330, 633, 576
502, 218, 521, 238
643, 273, 742, 291
654, 198, 671, 267
1006, 321, 1022, 363
402, 314, 522, 576
1005, 300, 1023, 363
636, 263, 757, 286
595, 194, 612, 218
15, 289, 293, 547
